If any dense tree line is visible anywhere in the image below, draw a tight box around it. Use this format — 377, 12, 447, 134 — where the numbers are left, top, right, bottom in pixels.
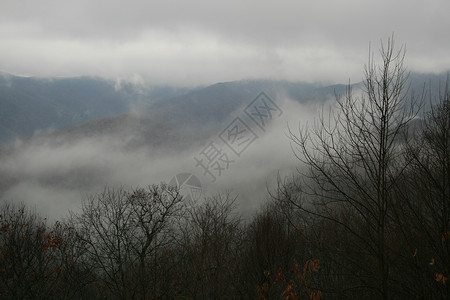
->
0, 38, 449, 299
0, 185, 322, 299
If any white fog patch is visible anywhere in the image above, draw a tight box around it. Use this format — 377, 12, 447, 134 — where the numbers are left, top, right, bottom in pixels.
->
0, 95, 329, 220
0, 134, 202, 220
183, 96, 329, 215
2, 182, 84, 222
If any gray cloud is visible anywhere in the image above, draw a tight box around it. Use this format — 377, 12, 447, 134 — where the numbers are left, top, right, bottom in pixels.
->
1, 0, 449, 85
0, 95, 321, 220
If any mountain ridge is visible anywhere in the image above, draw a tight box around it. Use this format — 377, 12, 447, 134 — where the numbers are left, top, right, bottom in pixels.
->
1, 72, 448, 147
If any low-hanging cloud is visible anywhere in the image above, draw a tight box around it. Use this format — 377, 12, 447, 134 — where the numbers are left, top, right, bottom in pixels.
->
0, 94, 328, 220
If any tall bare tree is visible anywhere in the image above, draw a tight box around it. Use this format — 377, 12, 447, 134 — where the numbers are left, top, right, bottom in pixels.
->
288, 36, 422, 299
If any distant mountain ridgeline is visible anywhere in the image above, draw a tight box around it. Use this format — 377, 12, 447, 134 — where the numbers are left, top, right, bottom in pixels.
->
0, 72, 447, 148
143, 79, 339, 137
0, 73, 190, 145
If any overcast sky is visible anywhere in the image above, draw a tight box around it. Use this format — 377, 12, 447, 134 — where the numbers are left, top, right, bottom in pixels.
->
1, 0, 449, 86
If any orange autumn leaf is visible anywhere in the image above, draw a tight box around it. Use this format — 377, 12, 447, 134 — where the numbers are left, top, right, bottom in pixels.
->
305, 280, 311, 291
287, 291, 298, 300
442, 231, 450, 242
282, 283, 293, 295
276, 268, 284, 281
312, 259, 320, 271
294, 262, 300, 277
436, 273, 448, 284
311, 290, 323, 300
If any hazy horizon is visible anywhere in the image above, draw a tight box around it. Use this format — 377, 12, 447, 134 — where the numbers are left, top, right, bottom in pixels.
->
1, 0, 449, 87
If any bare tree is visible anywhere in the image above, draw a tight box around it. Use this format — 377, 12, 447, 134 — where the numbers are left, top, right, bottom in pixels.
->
72, 184, 183, 299
288, 36, 422, 299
